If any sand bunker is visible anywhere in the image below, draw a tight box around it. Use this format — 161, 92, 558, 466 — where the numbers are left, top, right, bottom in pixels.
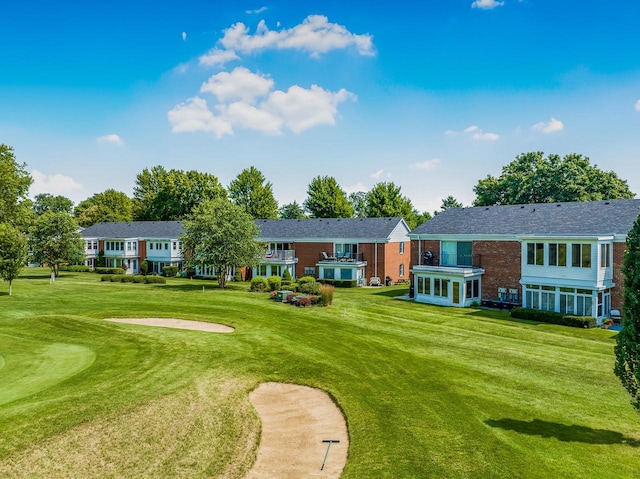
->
245, 382, 349, 479
105, 317, 234, 333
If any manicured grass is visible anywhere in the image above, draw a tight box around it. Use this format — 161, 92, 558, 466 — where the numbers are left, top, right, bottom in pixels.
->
1, 269, 639, 478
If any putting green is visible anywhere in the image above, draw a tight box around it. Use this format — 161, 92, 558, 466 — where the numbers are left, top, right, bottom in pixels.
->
0, 340, 95, 406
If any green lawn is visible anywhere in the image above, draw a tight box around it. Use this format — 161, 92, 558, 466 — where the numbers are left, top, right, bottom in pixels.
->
1, 269, 639, 478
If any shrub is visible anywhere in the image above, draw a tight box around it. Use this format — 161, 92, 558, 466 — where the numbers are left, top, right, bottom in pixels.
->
162, 265, 178, 277
100, 275, 112, 282
59, 265, 92, 272
510, 308, 597, 328
139, 260, 149, 276
300, 281, 321, 295
296, 296, 311, 307
269, 290, 278, 300
95, 267, 125, 275
233, 269, 243, 282
286, 292, 298, 303
319, 284, 334, 306
120, 275, 134, 283
110, 275, 123, 283
267, 275, 282, 291
309, 295, 320, 306
250, 276, 269, 292
298, 276, 316, 285
144, 276, 166, 284
283, 268, 293, 282
133, 275, 145, 283
319, 279, 357, 288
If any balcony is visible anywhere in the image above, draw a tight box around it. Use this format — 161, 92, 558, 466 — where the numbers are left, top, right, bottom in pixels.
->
264, 250, 297, 262
318, 252, 365, 263
421, 252, 482, 268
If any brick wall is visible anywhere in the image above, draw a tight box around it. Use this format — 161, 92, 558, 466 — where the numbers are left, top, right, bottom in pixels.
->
293, 242, 333, 278
383, 241, 410, 283
473, 241, 522, 300
612, 242, 626, 311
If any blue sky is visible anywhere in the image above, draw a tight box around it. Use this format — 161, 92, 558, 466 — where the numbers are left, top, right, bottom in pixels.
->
2, 0, 639, 213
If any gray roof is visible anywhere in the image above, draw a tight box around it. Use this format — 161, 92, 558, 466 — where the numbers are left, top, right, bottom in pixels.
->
81, 221, 183, 239
256, 217, 407, 240
410, 199, 640, 237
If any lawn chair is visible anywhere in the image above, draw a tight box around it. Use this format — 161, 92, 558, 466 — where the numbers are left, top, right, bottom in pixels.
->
369, 276, 381, 287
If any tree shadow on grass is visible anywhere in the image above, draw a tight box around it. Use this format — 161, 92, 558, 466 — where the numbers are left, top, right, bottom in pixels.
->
485, 418, 640, 446
372, 288, 409, 298
161, 282, 248, 293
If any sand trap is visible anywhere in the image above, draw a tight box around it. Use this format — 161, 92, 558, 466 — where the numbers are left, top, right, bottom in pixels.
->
245, 382, 349, 479
105, 317, 234, 333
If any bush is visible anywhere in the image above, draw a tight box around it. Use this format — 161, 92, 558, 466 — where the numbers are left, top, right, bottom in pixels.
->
269, 290, 278, 300
100, 275, 112, 282
144, 276, 166, 284
296, 296, 312, 307
283, 268, 293, 282
110, 275, 123, 283
233, 269, 243, 282
140, 260, 149, 276
133, 275, 145, 283
250, 276, 269, 292
319, 284, 335, 306
286, 292, 298, 303
162, 265, 178, 277
309, 295, 320, 306
59, 265, 92, 272
95, 267, 126, 275
120, 275, 134, 283
267, 275, 282, 291
298, 276, 316, 285
319, 279, 357, 288
510, 308, 597, 328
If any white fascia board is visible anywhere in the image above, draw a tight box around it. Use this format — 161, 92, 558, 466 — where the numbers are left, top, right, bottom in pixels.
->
407, 234, 517, 242
519, 276, 599, 289
258, 237, 389, 244
516, 234, 615, 241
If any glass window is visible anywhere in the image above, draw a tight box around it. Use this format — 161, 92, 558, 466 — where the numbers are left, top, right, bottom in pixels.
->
582, 244, 591, 268
600, 243, 611, 268
527, 243, 544, 265
257, 264, 267, 276
340, 268, 352, 280
324, 268, 335, 280
418, 277, 424, 294
453, 282, 460, 304
399, 264, 404, 277
572, 244, 592, 268
536, 243, 544, 265
304, 267, 316, 276
399, 242, 404, 254
149, 243, 154, 250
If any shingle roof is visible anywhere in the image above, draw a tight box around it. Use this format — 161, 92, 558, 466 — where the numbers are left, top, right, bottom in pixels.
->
81, 221, 183, 238
255, 217, 407, 240
410, 199, 640, 236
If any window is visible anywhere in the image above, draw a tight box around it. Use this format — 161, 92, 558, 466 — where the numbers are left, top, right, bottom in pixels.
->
304, 266, 316, 276
257, 264, 267, 276
164, 243, 169, 250
541, 286, 555, 311
572, 244, 591, 268
527, 243, 544, 265
548, 243, 567, 266
417, 277, 424, 294
399, 242, 404, 254
441, 241, 473, 266
156, 243, 161, 250
466, 279, 480, 299
324, 268, 335, 280
417, 276, 431, 295
340, 268, 352, 280
600, 243, 611, 268
173, 241, 177, 250
149, 243, 154, 250
399, 264, 405, 277
434, 278, 449, 297
335, 243, 357, 259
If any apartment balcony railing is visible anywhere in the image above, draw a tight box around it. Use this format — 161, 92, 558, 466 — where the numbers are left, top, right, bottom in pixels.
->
421, 251, 482, 268
318, 252, 365, 263
264, 250, 296, 261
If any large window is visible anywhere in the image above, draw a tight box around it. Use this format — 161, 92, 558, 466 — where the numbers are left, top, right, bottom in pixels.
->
600, 243, 611, 268
466, 279, 480, 299
527, 243, 544, 265
304, 266, 316, 276
335, 243, 357, 259
441, 241, 473, 266
257, 264, 267, 276
548, 243, 567, 267
434, 278, 449, 297
571, 243, 591, 268
340, 268, 352, 280
417, 276, 431, 295
324, 268, 335, 280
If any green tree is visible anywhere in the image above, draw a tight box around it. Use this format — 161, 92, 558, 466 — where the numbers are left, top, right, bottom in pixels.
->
365, 182, 417, 227
29, 212, 85, 277
133, 166, 226, 221
228, 166, 279, 219
440, 195, 463, 211
474, 152, 634, 206
614, 214, 640, 411
75, 189, 133, 227
33, 193, 74, 216
348, 191, 367, 218
0, 223, 28, 296
279, 201, 307, 219
0, 144, 33, 227
304, 176, 353, 218
181, 199, 263, 289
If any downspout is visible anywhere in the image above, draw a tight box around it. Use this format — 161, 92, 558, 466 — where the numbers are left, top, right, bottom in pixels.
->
374, 241, 378, 278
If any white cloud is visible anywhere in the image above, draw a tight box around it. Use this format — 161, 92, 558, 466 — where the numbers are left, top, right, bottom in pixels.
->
182, 32, 187, 41
30, 170, 84, 197
344, 182, 368, 194
635, 99, 640, 111
220, 15, 375, 56
246, 6, 267, 14
414, 159, 441, 171
200, 67, 274, 103
262, 85, 355, 133
370, 169, 383, 179
220, 101, 283, 134
198, 48, 239, 67
97, 134, 124, 146
532, 117, 564, 133
471, 0, 505, 9
464, 125, 480, 133
167, 96, 233, 138
443, 129, 457, 136
449, 125, 499, 141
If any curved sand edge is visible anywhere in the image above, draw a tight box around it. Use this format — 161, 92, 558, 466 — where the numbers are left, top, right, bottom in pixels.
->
105, 317, 234, 333
245, 382, 349, 479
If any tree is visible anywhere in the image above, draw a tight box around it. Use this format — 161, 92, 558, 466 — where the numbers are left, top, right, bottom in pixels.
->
614, 214, 640, 411
75, 189, 133, 227
0, 144, 33, 227
279, 201, 307, 219
348, 191, 367, 218
228, 166, 279, 219
33, 193, 73, 216
304, 176, 353, 218
365, 182, 417, 227
181, 199, 263, 289
0, 223, 28, 296
29, 212, 85, 277
474, 152, 634, 206
133, 166, 227, 221
440, 195, 463, 211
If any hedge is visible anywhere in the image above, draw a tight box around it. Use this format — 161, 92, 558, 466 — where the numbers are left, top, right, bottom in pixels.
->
95, 267, 125, 275
250, 276, 269, 292
162, 265, 178, 277
510, 307, 597, 328
318, 279, 357, 288
100, 275, 165, 284
58, 265, 92, 272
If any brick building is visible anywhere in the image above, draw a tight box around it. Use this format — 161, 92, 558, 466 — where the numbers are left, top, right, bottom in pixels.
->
408, 199, 640, 324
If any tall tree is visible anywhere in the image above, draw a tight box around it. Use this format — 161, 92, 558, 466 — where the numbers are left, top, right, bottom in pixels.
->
0, 144, 33, 227
614, 214, 640, 411
29, 212, 85, 277
133, 166, 226, 220
304, 176, 353, 218
348, 191, 367, 218
33, 193, 74, 215
181, 199, 263, 289
75, 189, 133, 227
228, 166, 279, 219
279, 201, 307, 219
0, 223, 28, 296
365, 182, 416, 227
440, 195, 463, 211
474, 152, 634, 206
